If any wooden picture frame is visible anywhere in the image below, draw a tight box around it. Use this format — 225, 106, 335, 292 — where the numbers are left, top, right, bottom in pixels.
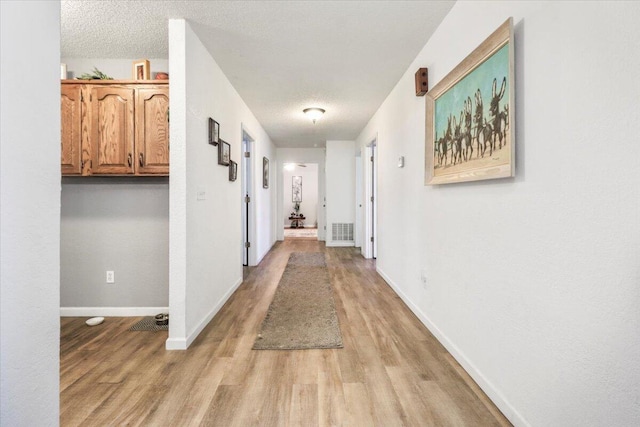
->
292, 176, 302, 202
218, 140, 230, 166
425, 18, 514, 185
229, 160, 237, 181
208, 118, 220, 145
132, 59, 150, 80
263, 157, 269, 189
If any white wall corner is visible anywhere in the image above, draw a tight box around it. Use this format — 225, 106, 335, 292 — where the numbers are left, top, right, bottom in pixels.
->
185, 276, 243, 348
165, 338, 188, 351
168, 18, 188, 347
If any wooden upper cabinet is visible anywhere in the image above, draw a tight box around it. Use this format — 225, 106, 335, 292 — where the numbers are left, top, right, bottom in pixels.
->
90, 87, 135, 175
61, 80, 169, 176
136, 87, 169, 175
61, 84, 83, 174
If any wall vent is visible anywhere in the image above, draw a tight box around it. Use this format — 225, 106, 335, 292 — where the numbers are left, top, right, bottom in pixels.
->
332, 223, 354, 241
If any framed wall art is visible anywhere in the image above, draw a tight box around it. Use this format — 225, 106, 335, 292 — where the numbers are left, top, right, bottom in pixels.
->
263, 157, 269, 188
209, 118, 220, 145
292, 176, 302, 202
425, 18, 514, 185
229, 160, 237, 182
218, 140, 230, 166
132, 59, 150, 80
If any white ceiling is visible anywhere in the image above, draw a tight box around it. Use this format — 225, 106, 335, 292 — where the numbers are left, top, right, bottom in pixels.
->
61, 0, 455, 147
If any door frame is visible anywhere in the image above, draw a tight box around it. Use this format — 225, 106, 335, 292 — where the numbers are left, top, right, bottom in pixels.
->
363, 135, 377, 259
355, 152, 363, 248
241, 124, 256, 266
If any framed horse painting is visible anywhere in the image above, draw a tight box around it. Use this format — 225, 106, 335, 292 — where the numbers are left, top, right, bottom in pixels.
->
425, 18, 514, 185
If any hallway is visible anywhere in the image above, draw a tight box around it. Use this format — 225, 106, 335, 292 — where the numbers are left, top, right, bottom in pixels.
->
60, 240, 509, 426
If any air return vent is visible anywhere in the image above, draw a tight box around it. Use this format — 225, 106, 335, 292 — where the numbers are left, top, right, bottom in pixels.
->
332, 223, 354, 241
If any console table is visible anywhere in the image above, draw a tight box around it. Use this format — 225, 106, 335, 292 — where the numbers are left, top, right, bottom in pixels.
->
288, 215, 305, 228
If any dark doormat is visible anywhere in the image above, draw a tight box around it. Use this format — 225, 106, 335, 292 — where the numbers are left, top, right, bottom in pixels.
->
129, 317, 168, 332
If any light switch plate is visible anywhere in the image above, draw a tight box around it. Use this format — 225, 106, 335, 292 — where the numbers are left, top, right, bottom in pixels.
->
197, 188, 206, 200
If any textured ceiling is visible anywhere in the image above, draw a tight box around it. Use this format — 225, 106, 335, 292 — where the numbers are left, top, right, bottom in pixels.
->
61, 1, 455, 147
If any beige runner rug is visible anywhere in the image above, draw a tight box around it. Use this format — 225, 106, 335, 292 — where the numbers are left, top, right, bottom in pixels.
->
253, 252, 343, 350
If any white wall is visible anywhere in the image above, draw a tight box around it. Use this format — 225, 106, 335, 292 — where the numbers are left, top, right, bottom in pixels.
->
62, 58, 169, 80
356, 2, 640, 426
60, 177, 169, 314
283, 164, 318, 228
325, 141, 356, 247
276, 148, 326, 241
0, 1, 60, 425
167, 20, 276, 350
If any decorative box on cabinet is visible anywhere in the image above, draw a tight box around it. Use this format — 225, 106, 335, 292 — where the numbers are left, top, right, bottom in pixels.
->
60, 80, 169, 176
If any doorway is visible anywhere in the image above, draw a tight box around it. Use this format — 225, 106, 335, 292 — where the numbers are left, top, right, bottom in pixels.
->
364, 138, 377, 259
242, 128, 255, 266
282, 163, 319, 240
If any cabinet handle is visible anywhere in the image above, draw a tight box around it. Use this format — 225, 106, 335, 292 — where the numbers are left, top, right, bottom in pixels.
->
128, 153, 132, 167
139, 153, 144, 167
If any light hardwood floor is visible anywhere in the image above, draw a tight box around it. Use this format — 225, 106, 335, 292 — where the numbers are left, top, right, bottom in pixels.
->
60, 239, 511, 426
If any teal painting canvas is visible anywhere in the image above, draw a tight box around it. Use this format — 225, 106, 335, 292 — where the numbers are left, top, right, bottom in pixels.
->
425, 18, 514, 185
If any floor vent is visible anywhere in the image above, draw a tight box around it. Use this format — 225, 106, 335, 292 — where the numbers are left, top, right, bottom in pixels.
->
332, 223, 354, 241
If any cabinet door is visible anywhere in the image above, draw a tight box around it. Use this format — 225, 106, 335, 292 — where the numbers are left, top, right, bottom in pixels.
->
136, 87, 169, 175
90, 87, 135, 174
61, 84, 83, 174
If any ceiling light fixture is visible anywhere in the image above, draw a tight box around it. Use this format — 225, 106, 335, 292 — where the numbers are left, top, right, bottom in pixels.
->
303, 107, 325, 124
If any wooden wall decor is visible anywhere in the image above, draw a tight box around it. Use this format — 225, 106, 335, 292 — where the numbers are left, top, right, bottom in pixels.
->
415, 68, 429, 96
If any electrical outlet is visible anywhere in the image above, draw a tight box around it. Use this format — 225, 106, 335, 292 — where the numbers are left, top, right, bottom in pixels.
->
420, 269, 427, 289
106, 270, 115, 284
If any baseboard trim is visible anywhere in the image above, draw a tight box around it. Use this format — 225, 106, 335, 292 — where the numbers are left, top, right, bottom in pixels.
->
325, 241, 354, 247
182, 276, 244, 349
254, 239, 278, 267
376, 267, 529, 427
60, 306, 168, 317
165, 337, 187, 350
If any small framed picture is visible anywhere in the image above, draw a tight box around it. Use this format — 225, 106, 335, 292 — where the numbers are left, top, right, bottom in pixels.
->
218, 140, 230, 166
208, 118, 220, 145
229, 160, 237, 181
263, 157, 269, 188
292, 176, 302, 202
132, 59, 150, 80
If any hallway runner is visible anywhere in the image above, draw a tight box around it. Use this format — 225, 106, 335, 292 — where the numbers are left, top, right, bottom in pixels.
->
253, 252, 343, 350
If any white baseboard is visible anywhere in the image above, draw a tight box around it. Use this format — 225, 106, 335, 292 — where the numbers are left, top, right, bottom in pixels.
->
253, 239, 278, 266
164, 276, 243, 351
60, 306, 168, 317
376, 267, 529, 427
325, 241, 354, 247
165, 337, 187, 350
